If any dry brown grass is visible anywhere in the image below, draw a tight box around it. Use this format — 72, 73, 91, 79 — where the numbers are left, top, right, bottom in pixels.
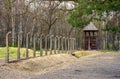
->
6, 54, 77, 73
73, 50, 101, 58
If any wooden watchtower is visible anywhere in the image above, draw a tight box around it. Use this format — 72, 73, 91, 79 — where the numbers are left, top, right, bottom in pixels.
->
83, 22, 98, 50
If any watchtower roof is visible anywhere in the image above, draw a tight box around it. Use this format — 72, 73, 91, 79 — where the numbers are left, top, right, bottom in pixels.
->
83, 22, 98, 31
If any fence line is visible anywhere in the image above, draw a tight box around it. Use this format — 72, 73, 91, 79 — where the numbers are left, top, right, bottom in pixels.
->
5, 32, 76, 63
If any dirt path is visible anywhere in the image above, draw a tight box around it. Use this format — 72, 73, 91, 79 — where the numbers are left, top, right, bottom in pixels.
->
0, 53, 120, 79
31, 53, 120, 79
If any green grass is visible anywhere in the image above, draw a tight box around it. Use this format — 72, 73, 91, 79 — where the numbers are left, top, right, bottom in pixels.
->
0, 47, 5, 58
100, 50, 120, 53
1, 47, 119, 59
0, 47, 64, 59
0, 47, 33, 58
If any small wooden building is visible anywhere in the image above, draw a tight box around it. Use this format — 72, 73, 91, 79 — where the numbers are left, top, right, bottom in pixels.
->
83, 22, 98, 50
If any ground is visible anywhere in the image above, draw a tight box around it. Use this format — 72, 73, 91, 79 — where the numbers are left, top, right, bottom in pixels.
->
0, 52, 120, 79
31, 53, 120, 79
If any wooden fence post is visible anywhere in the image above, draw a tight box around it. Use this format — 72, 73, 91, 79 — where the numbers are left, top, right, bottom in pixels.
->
26, 32, 30, 58
5, 32, 11, 63
50, 35, 54, 55
40, 35, 43, 56
33, 34, 36, 57
54, 36, 57, 54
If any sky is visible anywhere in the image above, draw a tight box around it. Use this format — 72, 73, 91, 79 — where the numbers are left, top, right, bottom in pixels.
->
25, 0, 76, 11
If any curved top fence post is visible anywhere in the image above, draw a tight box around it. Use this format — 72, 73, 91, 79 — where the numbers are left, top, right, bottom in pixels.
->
61, 37, 65, 53
33, 34, 37, 57
45, 34, 49, 55
40, 34, 44, 56
50, 35, 54, 55
6, 31, 11, 63
26, 32, 30, 59
17, 32, 23, 60
56, 36, 62, 54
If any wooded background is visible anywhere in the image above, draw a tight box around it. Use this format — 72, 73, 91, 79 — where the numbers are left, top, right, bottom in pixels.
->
0, 0, 120, 50
0, 0, 80, 48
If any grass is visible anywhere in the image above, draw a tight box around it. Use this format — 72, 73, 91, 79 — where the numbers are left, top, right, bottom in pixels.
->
100, 50, 120, 53
1, 47, 119, 59
74, 50, 120, 58
0, 47, 34, 58
0, 47, 64, 59
74, 50, 101, 58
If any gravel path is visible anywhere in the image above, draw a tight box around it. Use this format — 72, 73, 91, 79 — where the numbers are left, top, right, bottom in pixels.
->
0, 53, 120, 79
32, 53, 120, 79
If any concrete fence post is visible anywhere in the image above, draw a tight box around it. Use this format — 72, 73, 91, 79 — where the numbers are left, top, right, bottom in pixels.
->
26, 32, 30, 58
72, 38, 75, 52
70, 38, 72, 54
5, 32, 11, 63
56, 36, 58, 54
66, 37, 68, 54
71, 38, 74, 54
62, 37, 65, 53
33, 34, 36, 57
50, 35, 54, 55
65, 37, 67, 53
40, 35, 43, 56
58, 36, 61, 54
54, 36, 57, 54
17, 32, 22, 60
45, 35, 49, 55
74, 38, 76, 51
68, 38, 70, 54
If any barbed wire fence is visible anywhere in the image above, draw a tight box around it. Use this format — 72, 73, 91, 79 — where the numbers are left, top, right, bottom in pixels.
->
5, 32, 76, 63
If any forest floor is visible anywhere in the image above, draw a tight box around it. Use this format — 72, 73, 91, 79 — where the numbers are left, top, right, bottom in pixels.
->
0, 51, 120, 79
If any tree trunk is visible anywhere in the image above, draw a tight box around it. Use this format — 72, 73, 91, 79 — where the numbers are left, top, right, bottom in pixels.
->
11, 9, 15, 46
